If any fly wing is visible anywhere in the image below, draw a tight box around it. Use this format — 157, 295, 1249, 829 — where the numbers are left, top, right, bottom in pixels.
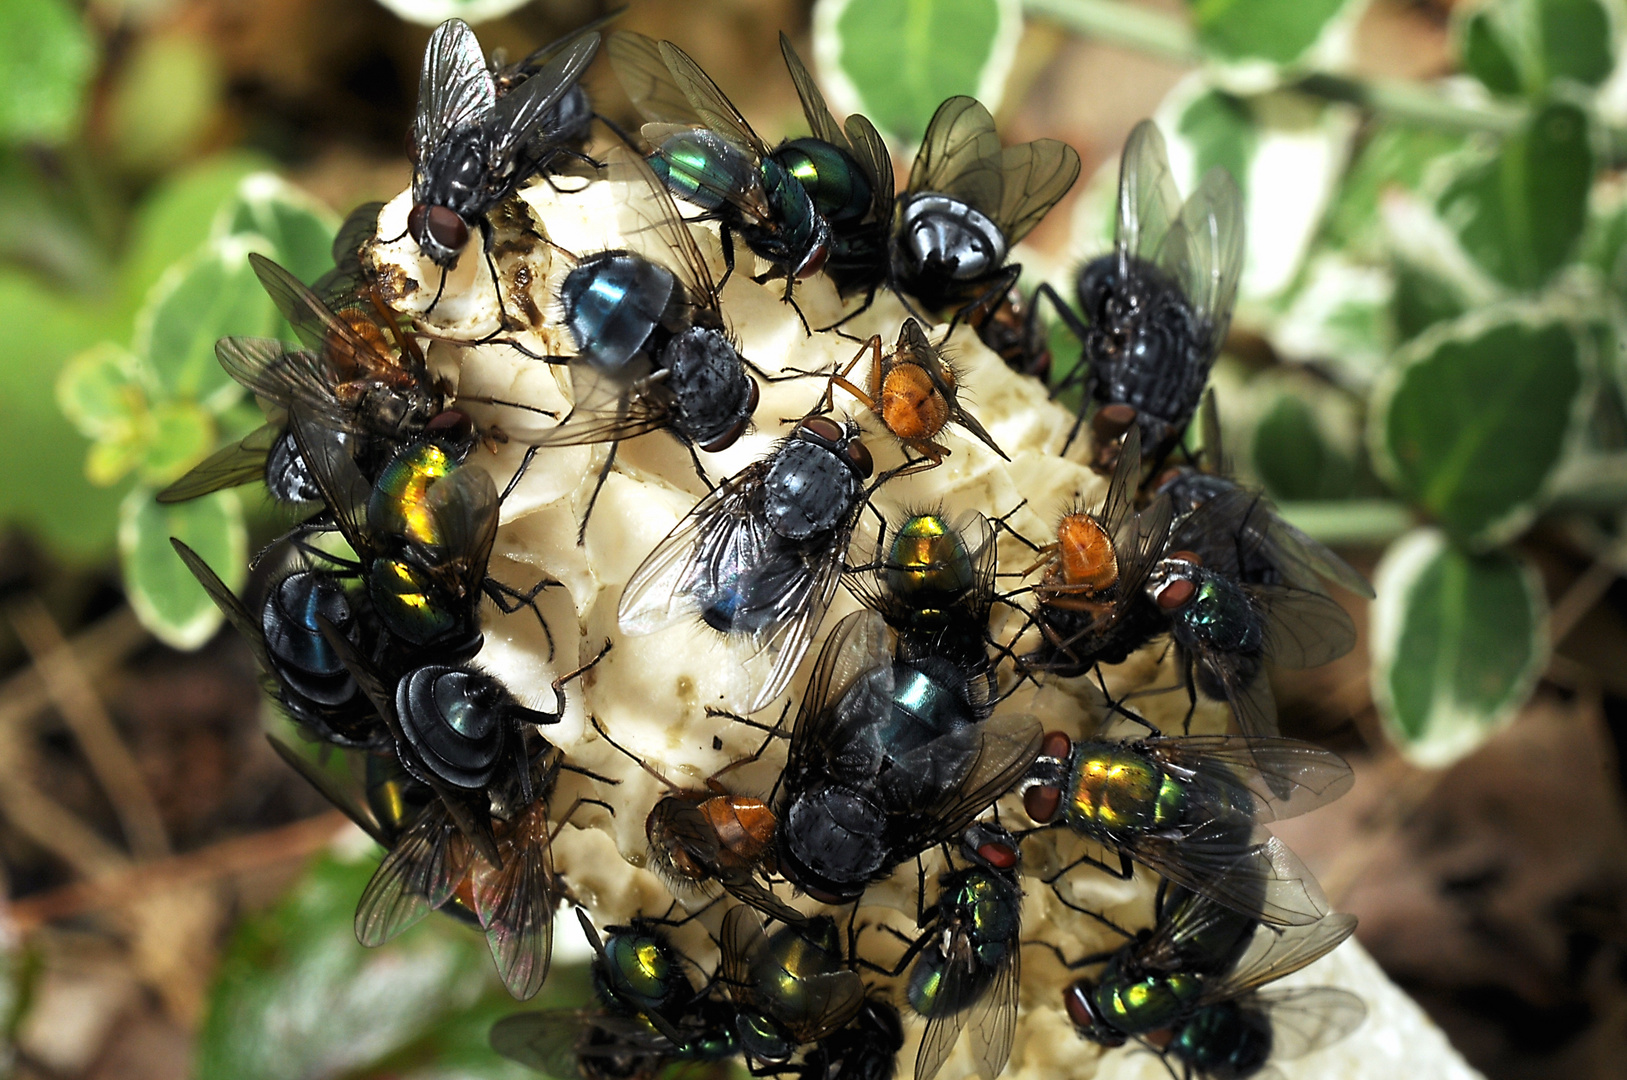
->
908, 97, 1003, 212
656, 39, 773, 158
786, 609, 894, 778
264, 734, 385, 844
608, 31, 707, 127
486, 33, 601, 169
780, 33, 848, 150
1248, 987, 1367, 1061
968, 943, 1020, 1080
1155, 166, 1244, 363
1255, 515, 1375, 599
354, 800, 474, 945
607, 144, 719, 314
170, 538, 269, 671
913, 959, 971, 1080
1253, 585, 1356, 669
719, 904, 770, 1008
845, 114, 896, 225
1204, 912, 1358, 1003
416, 20, 497, 158
287, 407, 372, 554
901, 714, 1043, 854
618, 462, 770, 635
1098, 424, 1142, 536
1116, 120, 1182, 270
1132, 825, 1329, 928
420, 462, 501, 599
522, 368, 676, 447
249, 253, 386, 369
215, 337, 350, 430
156, 424, 281, 504
472, 809, 558, 1000
994, 137, 1081, 247
1149, 735, 1355, 824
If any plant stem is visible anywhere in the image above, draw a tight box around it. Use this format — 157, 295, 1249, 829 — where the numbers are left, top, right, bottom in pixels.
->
1021, 0, 1198, 63
1022, 0, 1524, 134
1277, 499, 1413, 546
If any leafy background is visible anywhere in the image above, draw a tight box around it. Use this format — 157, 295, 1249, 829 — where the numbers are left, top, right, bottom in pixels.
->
3, 0, 1627, 1077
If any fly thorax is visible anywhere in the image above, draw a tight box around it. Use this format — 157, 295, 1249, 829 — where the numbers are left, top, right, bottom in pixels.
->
883, 514, 973, 615
763, 439, 858, 540
897, 193, 1006, 281
1181, 573, 1260, 652
561, 253, 675, 373
664, 327, 751, 443
601, 930, 678, 1014
1103, 971, 1201, 1035
757, 158, 828, 275
369, 441, 458, 542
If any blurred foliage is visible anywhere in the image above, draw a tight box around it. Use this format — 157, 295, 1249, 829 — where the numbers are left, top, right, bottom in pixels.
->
197, 849, 592, 1080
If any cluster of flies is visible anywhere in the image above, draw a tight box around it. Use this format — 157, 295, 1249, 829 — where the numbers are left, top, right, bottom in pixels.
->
159, 13, 1377, 1080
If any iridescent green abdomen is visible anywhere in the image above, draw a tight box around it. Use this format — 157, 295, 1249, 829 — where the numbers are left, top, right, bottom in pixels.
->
1168, 1000, 1273, 1079
598, 927, 681, 1016
883, 513, 975, 630
368, 556, 459, 645
774, 138, 872, 224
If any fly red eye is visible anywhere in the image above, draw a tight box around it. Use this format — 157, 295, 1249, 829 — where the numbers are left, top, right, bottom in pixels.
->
742, 376, 761, 416
1024, 784, 1062, 824
1041, 731, 1073, 761
1155, 577, 1196, 610
846, 438, 873, 478
426, 206, 469, 251
977, 841, 1018, 870
1168, 550, 1203, 566
795, 240, 830, 279
408, 203, 430, 245
1092, 403, 1138, 441
426, 409, 474, 441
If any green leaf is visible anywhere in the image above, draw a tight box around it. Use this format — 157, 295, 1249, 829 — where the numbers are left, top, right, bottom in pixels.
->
1188, 0, 1352, 65
1176, 90, 1256, 203
1252, 393, 1356, 501
1437, 100, 1593, 290
119, 488, 245, 649
215, 174, 338, 288
197, 850, 589, 1080
0, 0, 95, 145
57, 343, 144, 442
1458, 0, 1615, 98
138, 402, 215, 487
1369, 308, 1589, 546
117, 153, 272, 323
815, 0, 1021, 144
0, 271, 124, 560
1371, 528, 1547, 767
1391, 258, 1473, 342
1320, 124, 1467, 262
135, 235, 274, 406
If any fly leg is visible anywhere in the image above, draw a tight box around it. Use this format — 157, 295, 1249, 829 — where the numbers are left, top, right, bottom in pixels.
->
1044, 846, 1135, 885
499, 445, 540, 503
483, 575, 562, 660
576, 438, 621, 545
681, 438, 716, 492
